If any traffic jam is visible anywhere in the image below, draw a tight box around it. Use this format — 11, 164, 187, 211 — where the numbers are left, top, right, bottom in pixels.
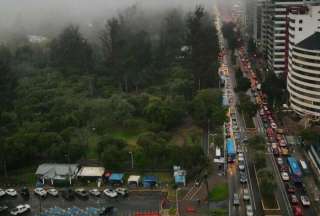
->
219, 50, 254, 216
238, 47, 313, 216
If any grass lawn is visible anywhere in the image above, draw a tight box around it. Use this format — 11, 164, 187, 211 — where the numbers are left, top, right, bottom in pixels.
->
261, 193, 278, 209
209, 183, 229, 202
210, 208, 228, 216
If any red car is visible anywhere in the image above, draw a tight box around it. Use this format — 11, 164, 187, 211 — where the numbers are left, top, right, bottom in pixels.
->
280, 165, 289, 172
286, 183, 296, 193
293, 206, 303, 216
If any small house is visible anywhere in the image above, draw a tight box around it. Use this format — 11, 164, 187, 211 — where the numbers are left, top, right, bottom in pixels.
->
109, 173, 124, 185
143, 176, 157, 188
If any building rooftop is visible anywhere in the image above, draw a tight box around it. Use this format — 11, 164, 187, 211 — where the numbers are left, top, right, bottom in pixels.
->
296, 32, 320, 51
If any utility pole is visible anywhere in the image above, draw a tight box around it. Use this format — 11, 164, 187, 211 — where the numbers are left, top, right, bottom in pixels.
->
129, 152, 134, 169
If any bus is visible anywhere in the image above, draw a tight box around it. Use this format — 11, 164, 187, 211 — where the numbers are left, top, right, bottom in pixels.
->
227, 138, 236, 163
288, 157, 302, 183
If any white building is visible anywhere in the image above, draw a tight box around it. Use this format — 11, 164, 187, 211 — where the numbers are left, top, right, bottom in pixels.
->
287, 32, 320, 119
256, 0, 320, 75
287, 5, 320, 119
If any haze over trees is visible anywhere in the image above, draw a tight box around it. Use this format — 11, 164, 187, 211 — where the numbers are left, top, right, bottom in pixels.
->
0, 4, 224, 176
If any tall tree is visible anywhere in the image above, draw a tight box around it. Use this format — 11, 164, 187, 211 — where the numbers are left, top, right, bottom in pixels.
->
50, 25, 93, 74
185, 6, 220, 89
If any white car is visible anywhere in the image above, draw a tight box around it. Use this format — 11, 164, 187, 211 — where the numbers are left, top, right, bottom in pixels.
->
281, 172, 290, 181
34, 188, 47, 197
246, 205, 253, 216
5, 189, 17, 197
115, 188, 128, 196
89, 189, 101, 196
0, 189, 5, 197
103, 189, 117, 198
239, 161, 245, 171
47, 188, 58, 196
238, 153, 244, 161
10, 204, 30, 215
271, 122, 277, 129
243, 189, 250, 201
300, 195, 311, 206
277, 157, 284, 166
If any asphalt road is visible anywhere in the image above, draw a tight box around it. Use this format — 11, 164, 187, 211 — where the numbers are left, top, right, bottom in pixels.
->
0, 191, 162, 215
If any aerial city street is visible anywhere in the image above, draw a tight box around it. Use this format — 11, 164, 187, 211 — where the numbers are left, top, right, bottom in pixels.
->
0, 0, 320, 215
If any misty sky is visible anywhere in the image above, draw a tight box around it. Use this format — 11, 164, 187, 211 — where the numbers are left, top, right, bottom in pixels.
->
0, 0, 215, 40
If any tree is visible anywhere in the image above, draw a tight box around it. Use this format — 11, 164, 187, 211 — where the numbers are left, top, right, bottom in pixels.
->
221, 22, 238, 52
191, 89, 227, 128
144, 96, 186, 130
156, 9, 185, 67
97, 135, 128, 170
0, 46, 16, 111
253, 151, 266, 171
247, 37, 256, 55
50, 25, 93, 74
237, 92, 257, 117
107, 94, 135, 126
258, 169, 277, 197
235, 69, 250, 92
248, 135, 266, 151
185, 6, 220, 89
262, 72, 286, 107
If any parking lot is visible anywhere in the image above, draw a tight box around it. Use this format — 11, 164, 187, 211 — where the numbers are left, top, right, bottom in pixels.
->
0, 190, 163, 215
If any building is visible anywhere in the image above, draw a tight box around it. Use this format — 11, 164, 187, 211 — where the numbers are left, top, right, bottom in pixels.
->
287, 32, 320, 119
253, 0, 264, 46
256, 0, 320, 75
35, 163, 79, 185
77, 166, 105, 179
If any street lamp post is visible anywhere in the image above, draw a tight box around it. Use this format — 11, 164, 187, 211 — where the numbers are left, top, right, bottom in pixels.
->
129, 152, 134, 169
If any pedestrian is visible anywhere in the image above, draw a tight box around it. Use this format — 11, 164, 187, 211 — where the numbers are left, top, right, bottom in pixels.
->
197, 198, 201, 205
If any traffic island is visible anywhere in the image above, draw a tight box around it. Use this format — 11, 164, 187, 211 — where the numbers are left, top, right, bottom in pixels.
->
254, 165, 281, 215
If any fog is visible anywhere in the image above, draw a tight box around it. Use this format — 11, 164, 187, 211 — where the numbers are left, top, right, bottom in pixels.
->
0, 0, 215, 42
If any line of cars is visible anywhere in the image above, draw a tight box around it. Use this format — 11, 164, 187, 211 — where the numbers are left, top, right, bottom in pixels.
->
0, 187, 128, 215
238, 46, 311, 216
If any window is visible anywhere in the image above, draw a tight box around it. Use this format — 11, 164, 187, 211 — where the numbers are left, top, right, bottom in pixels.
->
299, 19, 303, 24
299, 27, 302, 31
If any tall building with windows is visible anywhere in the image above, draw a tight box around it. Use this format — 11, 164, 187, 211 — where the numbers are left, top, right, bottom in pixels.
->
287, 5, 320, 119
256, 0, 320, 75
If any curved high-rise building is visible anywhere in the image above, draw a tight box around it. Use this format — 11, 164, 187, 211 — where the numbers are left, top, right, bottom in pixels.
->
287, 32, 320, 119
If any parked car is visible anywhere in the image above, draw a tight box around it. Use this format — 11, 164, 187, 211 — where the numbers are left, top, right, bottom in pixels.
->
233, 193, 240, 206
281, 172, 290, 181
34, 188, 47, 197
243, 189, 250, 201
75, 188, 89, 199
239, 161, 245, 171
0, 205, 8, 213
10, 204, 30, 215
104, 189, 117, 198
0, 189, 5, 197
100, 206, 115, 216
5, 189, 17, 197
293, 206, 303, 216
19, 187, 29, 198
246, 205, 253, 216
290, 194, 299, 205
240, 172, 247, 184
277, 157, 284, 166
61, 188, 75, 201
115, 188, 128, 196
286, 183, 296, 193
47, 188, 58, 197
89, 189, 101, 197
300, 195, 311, 207
280, 165, 289, 172
271, 122, 277, 129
